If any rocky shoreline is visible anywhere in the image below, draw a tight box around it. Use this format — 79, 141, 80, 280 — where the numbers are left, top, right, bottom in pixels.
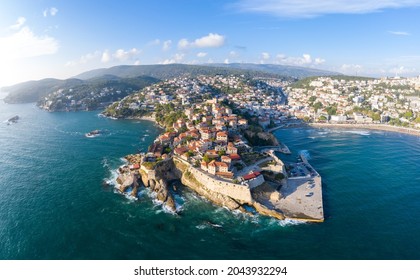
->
115, 154, 177, 212
112, 152, 328, 222
113, 153, 290, 220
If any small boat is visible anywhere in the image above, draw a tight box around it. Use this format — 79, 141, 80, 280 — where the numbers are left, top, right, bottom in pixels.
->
85, 130, 102, 138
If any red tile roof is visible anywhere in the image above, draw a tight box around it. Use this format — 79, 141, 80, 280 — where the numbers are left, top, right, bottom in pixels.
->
243, 171, 262, 180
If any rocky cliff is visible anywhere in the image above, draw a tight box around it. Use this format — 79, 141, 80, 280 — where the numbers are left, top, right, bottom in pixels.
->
120, 154, 285, 220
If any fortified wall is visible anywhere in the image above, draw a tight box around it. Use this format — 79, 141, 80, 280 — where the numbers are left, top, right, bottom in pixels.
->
131, 155, 284, 219
186, 164, 253, 203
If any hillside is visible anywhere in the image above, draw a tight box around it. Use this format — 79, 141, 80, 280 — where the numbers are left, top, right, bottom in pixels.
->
73, 64, 292, 81
208, 63, 341, 78
2, 63, 338, 105
290, 75, 374, 89
2, 75, 158, 106
36, 75, 159, 111
3, 78, 85, 104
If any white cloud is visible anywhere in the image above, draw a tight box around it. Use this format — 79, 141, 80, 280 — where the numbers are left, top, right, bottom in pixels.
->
148, 39, 160, 46
69, 48, 140, 66
275, 53, 326, 66
0, 25, 58, 61
134, 60, 141, 65
178, 38, 190, 49
314, 57, 326, 65
66, 51, 101, 66
234, 0, 420, 18
229, 51, 238, 57
50, 7, 58, 16
389, 66, 417, 75
43, 7, 59, 17
224, 58, 230, 64
388, 31, 411, 36
101, 50, 111, 63
178, 33, 225, 49
160, 53, 185, 64
340, 64, 363, 73
194, 33, 225, 48
162, 40, 172, 51
9, 17, 26, 30
113, 48, 139, 61
261, 52, 270, 60
197, 52, 208, 58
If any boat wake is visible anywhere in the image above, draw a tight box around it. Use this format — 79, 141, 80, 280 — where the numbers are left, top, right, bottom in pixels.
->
343, 130, 371, 136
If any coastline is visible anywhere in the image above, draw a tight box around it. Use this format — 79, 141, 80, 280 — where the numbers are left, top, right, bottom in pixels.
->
273, 122, 420, 137
130, 114, 166, 130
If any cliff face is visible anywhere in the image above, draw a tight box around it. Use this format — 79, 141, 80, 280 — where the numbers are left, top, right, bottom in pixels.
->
139, 160, 179, 212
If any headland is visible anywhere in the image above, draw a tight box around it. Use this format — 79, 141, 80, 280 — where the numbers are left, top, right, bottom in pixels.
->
110, 109, 324, 222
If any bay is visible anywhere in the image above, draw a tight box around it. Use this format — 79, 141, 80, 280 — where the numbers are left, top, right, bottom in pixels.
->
1, 101, 419, 259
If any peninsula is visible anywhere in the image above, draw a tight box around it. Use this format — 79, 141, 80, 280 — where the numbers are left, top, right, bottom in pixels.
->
104, 74, 324, 222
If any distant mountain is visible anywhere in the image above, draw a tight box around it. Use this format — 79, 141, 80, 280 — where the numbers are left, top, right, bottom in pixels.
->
207, 63, 340, 78
2, 63, 339, 104
2, 75, 158, 104
2, 78, 85, 103
73, 64, 291, 81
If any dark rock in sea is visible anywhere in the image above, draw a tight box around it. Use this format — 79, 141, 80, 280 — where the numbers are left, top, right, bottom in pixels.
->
165, 195, 176, 212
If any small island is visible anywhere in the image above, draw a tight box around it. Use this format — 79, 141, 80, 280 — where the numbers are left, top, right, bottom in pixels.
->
104, 75, 324, 222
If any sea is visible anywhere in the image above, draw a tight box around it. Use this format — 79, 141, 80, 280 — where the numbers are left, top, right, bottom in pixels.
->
1, 100, 419, 260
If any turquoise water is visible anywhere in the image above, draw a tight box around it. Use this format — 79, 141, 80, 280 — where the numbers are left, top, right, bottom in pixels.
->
1, 101, 419, 259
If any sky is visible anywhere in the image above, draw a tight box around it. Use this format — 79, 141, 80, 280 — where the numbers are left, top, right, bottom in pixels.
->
1, 0, 420, 87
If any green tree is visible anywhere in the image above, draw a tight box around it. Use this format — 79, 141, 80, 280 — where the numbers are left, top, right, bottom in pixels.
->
404, 110, 414, 119
313, 101, 323, 112
202, 154, 211, 163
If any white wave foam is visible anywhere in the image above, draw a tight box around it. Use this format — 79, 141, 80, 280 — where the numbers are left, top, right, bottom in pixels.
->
105, 169, 118, 186
123, 193, 138, 201
196, 224, 208, 230
101, 157, 109, 168
277, 218, 307, 227
317, 131, 329, 135
343, 130, 370, 136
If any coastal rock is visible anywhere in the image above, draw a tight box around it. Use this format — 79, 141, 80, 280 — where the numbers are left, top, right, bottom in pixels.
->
139, 170, 149, 187
165, 196, 176, 212
116, 172, 135, 193
116, 175, 125, 185
253, 201, 285, 220
156, 187, 168, 202
136, 161, 178, 213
